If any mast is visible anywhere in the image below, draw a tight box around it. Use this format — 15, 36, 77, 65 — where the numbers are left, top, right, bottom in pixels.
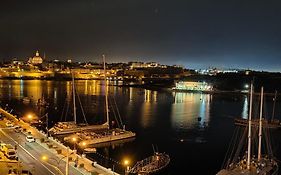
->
247, 83, 253, 170
103, 54, 109, 129
258, 87, 263, 161
72, 71, 77, 124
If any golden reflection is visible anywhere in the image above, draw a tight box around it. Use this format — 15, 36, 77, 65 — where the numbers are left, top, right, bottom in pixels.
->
171, 92, 211, 130
141, 90, 158, 128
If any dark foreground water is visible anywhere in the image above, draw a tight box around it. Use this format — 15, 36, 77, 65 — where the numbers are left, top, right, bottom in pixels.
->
0, 80, 280, 175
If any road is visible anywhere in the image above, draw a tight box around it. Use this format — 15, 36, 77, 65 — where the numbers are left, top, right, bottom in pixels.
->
0, 119, 84, 175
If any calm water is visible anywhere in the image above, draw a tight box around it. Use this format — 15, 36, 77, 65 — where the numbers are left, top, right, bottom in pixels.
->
0, 80, 280, 175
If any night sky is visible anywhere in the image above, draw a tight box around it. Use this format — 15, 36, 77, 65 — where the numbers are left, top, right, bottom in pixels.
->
1, 0, 281, 71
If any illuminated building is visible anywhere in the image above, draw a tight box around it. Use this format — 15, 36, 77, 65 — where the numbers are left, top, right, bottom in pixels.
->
28, 51, 43, 65
173, 81, 213, 92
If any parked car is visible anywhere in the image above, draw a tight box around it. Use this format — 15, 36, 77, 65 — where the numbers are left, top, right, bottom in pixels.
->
26, 135, 35, 143
1, 143, 18, 160
21, 170, 33, 175
5, 121, 14, 127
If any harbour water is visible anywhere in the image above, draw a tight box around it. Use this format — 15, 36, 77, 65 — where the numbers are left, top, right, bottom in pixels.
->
0, 79, 280, 175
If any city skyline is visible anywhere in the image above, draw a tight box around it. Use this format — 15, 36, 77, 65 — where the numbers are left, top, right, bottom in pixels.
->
1, 0, 281, 71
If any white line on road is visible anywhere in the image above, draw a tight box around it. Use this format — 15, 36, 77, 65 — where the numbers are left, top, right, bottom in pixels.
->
0, 129, 57, 175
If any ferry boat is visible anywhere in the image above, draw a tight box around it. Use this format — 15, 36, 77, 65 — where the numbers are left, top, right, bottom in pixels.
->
129, 152, 170, 174
217, 85, 279, 175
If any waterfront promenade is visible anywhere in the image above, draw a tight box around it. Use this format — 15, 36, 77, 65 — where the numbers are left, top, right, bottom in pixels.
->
0, 107, 120, 175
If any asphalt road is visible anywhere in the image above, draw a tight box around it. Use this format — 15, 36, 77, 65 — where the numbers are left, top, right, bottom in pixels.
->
0, 119, 84, 175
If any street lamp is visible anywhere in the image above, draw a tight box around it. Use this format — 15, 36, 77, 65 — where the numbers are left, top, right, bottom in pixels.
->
72, 137, 77, 151
123, 159, 130, 175
80, 141, 87, 157
41, 155, 65, 175
27, 114, 33, 120
41, 148, 72, 175
71, 137, 79, 167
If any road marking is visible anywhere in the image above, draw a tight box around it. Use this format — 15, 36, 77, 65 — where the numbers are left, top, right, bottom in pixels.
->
0, 129, 57, 175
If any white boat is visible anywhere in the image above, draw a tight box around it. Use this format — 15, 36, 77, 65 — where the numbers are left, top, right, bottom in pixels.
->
64, 55, 136, 146
49, 72, 109, 135
83, 147, 97, 153
217, 85, 279, 175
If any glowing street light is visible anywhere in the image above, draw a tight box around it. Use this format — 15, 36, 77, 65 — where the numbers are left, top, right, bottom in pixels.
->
41, 155, 65, 175
27, 114, 33, 120
123, 158, 130, 175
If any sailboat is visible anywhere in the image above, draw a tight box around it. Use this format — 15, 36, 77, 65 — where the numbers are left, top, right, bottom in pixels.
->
48, 71, 108, 135
234, 90, 281, 129
63, 55, 136, 147
217, 84, 279, 175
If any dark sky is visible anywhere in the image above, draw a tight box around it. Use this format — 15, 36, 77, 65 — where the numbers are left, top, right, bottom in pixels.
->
1, 0, 281, 71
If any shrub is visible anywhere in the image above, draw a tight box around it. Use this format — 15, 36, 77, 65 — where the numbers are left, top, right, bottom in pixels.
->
56, 149, 62, 154
79, 163, 84, 168
40, 138, 45, 143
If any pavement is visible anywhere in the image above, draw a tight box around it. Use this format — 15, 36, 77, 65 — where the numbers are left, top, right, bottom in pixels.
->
0, 107, 120, 175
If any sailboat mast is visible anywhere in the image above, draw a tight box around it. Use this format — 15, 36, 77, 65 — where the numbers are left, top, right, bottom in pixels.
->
258, 87, 264, 161
247, 83, 253, 170
72, 71, 77, 124
103, 54, 109, 129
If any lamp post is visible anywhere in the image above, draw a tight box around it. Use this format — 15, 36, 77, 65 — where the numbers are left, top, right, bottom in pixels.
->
71, 137, 79, 167
81, 141, 87, 156
123, 159, 130, 175
65, 147, 69, 175
41, 148, 72, 175
72, 137, 77, 151
41, 155, 65, 175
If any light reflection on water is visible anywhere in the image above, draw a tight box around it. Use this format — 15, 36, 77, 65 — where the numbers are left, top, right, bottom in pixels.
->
171, 92, 211, 130
0, 80, 280, 175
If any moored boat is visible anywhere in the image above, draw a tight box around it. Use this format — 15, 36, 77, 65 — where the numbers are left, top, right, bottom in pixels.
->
63, 128, 136, 146
217, 85, 279, 175
129, 152, 170, 174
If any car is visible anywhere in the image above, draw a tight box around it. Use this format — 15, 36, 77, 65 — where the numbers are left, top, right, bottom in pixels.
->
25, 135, 35, 143
21, 170, 33, 175
5, 121, 14, 127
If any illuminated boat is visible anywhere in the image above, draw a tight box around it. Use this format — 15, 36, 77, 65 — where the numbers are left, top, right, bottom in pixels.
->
129, 152, 170, 174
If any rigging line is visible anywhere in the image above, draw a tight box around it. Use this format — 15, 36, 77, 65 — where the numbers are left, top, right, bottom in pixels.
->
60, 96, 68, 121
93, 152, 121, 165
232, 127, 244, 163
108, 96, 120, 128
233, 126, 247, 164
266, 126, 274, 158
76, 87, 88, 124
228, 127, 241, 165
64, 95, 70, 121
222, 126, 238, 168
111, 95, 124, 127
109, 97, 121, 128
271, 90, 277, 121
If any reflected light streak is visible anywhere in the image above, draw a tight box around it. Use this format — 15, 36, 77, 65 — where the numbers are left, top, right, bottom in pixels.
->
242, 96, 248, 119
171, 93, 211, 130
